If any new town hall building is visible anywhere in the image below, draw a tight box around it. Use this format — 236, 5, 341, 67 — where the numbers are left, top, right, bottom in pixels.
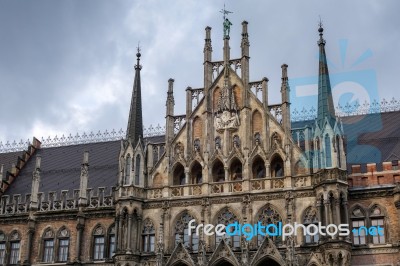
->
1, 18, 400, 266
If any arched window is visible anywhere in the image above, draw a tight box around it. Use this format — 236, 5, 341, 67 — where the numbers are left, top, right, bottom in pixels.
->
252, 157, 266, 179
108, 225, 116, 258
42, 228, 55, 263
270, 156, 284, 177
174, 212, 198, 252
135, 155, 141, 185
9, 231, 20, 265
125, 154, 131, 185
257, 205, 282, 245
303, 207, 319, 244
142, 219, 155, 253
190, 161, 203, 184
215, 209, 240, 249
212, 160, 225, 182
173, 163, 186, 185
351, 207, 366, 246
315, 137, 321, 169
57, 227, 70, 262
230, 158, 242, 181
325, 134, 332, 167
336, 135, 341, 168
0, 231, 6, 265
370, 206, 385, 244
93, 225, 106, 260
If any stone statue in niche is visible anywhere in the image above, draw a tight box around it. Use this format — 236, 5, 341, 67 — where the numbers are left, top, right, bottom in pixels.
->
214, 84, 240, 132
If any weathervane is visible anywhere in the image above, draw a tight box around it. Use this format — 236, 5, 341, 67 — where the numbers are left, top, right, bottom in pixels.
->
318, 16, 323, 28
220, 4, 233, 38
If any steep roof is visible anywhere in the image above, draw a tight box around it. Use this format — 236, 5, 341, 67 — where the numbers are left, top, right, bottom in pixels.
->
2, 141, 121, 196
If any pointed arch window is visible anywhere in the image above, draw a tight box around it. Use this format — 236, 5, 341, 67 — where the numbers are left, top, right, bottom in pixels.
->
336, 135, 341, 168
252, 157, 266, 179
257, 206, 282, 245
42, 228, 55, 263
215, 209, 240, 249
125, 154, 131, 185
230, 158, 242, 181
324, 134, 332, 167
315, 137, 321, 169
271, 156, 284, 177
173, 163, 186, 185
303, 207, 319, 244
370, 206, 385, 244
190, 161, 203, 184
135, 154, 141, 185
351, 207, 366, 246
9, 231, 20, 265
93, 226, 105, 260
57, 228, 70, 262
174, 212, 198, 252
212, 160, 225, 182
142, 219, 155, 253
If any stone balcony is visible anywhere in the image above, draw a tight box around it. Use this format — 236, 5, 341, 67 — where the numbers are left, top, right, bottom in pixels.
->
147, 175, 314, 199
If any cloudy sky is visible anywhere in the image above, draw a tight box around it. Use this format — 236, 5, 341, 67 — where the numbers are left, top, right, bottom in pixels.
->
0, 0, 399, 144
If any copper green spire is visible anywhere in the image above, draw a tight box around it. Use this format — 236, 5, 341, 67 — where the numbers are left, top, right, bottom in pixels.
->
317, 22, 336, 128
126, 46, 143, 146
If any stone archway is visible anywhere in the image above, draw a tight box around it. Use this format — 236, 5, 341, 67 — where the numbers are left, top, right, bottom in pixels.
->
213, 260, 235, 266
171, 262, 190, 266
255, 257, 282, 266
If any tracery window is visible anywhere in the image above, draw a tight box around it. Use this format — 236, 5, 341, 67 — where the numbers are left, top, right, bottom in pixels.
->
93, 226, 105, 260
257, 205, 282, 246
174, 212, 198, 252
215, 209, 240, 249
9, 231, 20, 265
42, 228, 55, 263
142, 219, 155, 253
57, 228, 70, 262
351, 207, 366, 246
370, 206, 385, 244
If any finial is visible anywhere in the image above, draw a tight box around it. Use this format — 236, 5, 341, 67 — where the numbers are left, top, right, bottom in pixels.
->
136, 41, 141, 58
318, 16, 325, 44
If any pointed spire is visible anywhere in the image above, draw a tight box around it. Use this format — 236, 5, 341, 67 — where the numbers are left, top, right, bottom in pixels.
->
317, 21, 336, 128
126, 45, 144, 146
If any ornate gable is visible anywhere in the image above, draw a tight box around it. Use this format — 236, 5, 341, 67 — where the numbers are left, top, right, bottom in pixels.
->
250, 236, 286, 266
165, 242, 195, 266
208, 238, 240, 266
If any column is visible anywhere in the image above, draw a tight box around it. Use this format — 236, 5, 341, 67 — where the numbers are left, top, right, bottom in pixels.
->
126, 214, 133, 253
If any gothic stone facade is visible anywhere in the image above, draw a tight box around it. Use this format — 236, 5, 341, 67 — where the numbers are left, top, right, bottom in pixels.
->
1, 21, 400, 266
